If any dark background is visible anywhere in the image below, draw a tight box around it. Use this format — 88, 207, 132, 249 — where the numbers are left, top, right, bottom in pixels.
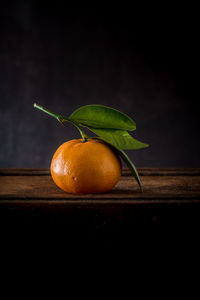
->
0, 1, 199, 168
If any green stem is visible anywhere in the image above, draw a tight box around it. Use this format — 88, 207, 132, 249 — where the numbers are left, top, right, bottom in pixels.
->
34, 103, 88, 141
33, 103, 60, 120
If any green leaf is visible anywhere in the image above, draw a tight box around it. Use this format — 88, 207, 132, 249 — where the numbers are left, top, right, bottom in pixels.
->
85, 127, 149, 150
69, 104, 136, 131
94, 137, 143, 191
115, 148, 143, 191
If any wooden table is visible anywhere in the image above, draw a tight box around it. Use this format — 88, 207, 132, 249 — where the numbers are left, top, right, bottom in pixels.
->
1, 168, 200, 250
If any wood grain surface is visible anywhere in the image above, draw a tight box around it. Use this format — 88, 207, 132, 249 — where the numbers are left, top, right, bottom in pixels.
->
0, 168, 200, 202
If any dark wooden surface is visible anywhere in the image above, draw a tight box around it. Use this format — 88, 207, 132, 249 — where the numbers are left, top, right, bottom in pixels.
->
1, 168, 200, 252
1, 168, 200, 200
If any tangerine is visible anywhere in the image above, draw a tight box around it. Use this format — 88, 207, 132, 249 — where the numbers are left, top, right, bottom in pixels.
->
50, 139, 121, 194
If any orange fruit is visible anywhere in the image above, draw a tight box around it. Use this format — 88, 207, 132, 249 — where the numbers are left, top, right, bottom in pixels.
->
50, 139, 121, 194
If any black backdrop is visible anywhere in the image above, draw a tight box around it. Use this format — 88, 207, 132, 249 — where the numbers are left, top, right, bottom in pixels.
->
0, 1, 199, 168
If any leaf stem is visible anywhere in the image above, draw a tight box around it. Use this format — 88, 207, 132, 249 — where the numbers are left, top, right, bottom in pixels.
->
33, 103, 88, 140
33, 103, 60, 120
